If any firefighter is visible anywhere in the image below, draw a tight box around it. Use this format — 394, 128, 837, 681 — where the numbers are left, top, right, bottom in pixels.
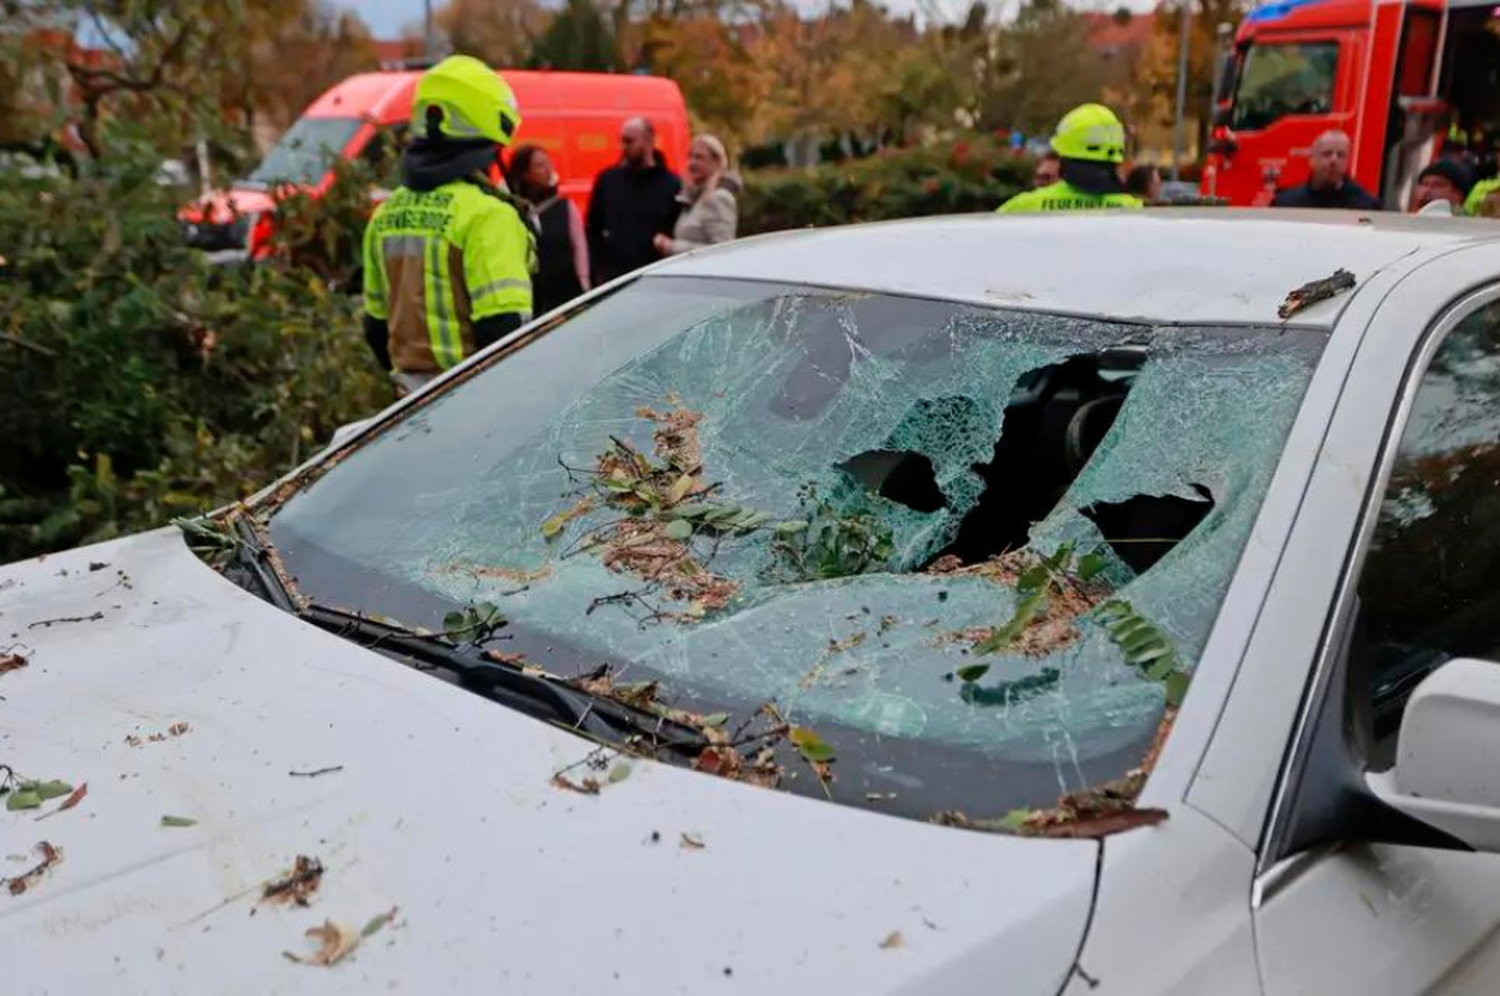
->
998, 104, 1143, 214
362, 55, 537, 394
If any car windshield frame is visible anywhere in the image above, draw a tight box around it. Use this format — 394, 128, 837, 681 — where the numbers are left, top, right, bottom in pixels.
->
258, 274, 1329, 831
242, 115, 363, 189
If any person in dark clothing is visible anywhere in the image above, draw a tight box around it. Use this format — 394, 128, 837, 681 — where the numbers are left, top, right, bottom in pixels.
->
1272, 130, 1383, 209
586, 117, 681, 284
506, 145, 590, 315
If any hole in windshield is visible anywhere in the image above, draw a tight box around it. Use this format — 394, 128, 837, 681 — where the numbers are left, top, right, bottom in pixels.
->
835, 450, 947, 513
1080, 484, 1216, 573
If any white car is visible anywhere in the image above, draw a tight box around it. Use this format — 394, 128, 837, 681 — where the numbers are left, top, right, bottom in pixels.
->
7, 210, 1500, 995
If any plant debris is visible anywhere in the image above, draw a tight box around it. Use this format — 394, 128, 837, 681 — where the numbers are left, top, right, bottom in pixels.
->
284, 920, 360, 966
5, 778, 73, 812
1095, 601, 1190, 705
789, 726, 836, 797
0, 647, 28, 676
549, 404, 790, 621
262, 855, 324, 907
161, 815, 198, 828
34, 782, 87, 821
288, 766, 344, 778
3, 841, 61, 896
966, 545, 1107, 657
879, 930, 904, 949
1278, 268, 1356, 320
26, 611, 104, 630
933, 770, 1168, 838
551, 773, 602, 795
125, 722, 191, 747
362, 906, 399, 939
679, 832, 705, 850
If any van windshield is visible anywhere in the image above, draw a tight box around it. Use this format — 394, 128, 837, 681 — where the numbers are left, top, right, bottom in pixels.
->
1231, 41, 1339, 131
243, 116, 361, 188
266, 276, 1325, 828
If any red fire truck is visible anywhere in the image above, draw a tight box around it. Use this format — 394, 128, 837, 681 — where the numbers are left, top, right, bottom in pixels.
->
1203, 0, 1500, 208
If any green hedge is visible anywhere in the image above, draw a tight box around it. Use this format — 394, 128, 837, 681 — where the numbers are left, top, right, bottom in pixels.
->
740, 137, 1035, 234
0, 147, 392, 561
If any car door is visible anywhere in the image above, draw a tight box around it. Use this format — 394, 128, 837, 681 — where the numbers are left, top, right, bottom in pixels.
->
1253, 282, 1500, 994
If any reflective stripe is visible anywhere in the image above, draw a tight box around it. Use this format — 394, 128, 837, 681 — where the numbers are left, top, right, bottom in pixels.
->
426, 236, 461, 369
383, 235, 426, 259
469, 276, 532, 300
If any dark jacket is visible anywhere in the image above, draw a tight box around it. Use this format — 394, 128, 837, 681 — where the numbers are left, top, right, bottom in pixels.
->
586, 156, 681, 284
1271, 179, 1383, 210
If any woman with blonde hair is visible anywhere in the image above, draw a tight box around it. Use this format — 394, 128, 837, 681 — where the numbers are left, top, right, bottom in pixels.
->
654, 134, 739, 256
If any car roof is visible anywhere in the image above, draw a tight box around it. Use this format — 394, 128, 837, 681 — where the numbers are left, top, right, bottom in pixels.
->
657, 209, 1500, 328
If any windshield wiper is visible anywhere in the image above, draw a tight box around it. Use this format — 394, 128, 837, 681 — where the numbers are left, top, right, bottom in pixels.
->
297, 604, 711, 755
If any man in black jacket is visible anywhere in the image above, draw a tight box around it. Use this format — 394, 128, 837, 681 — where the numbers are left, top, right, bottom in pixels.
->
1272, 130, 1383, 210
586, 118, 681, 284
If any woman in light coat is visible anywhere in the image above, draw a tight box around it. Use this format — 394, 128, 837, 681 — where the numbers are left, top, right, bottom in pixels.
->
654, 135, 739, 256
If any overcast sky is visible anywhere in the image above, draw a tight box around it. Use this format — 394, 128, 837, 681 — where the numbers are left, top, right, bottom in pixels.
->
335, 0, 1157, 38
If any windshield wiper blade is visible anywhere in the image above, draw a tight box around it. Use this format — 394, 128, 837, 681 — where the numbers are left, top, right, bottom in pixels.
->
297, 604, 710, 754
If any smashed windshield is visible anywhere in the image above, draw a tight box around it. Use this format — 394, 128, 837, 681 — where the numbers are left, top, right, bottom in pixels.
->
268, 276, 1325, 828
243, 116, 361, 188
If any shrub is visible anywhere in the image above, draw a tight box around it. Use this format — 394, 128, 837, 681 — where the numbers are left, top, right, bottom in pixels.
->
739, 136, 1035, 234
0, 144, 392, 560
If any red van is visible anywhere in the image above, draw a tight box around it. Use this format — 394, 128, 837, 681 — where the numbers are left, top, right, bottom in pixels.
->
181, 69, 691, 255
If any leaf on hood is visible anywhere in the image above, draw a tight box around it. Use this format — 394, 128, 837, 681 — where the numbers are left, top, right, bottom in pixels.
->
679, 832, 705, 850
3, 841, 61, 896
878, 930, 904, 949
606, 761, 632, 784
0, 650, 27, 676
35, 783, 86, 821
6, 790, 40, 812
286, 919, 360, 966
663, 518, 694, 541
262, 855, 324, 906
33, 780, 73, 802
551, 773, 601, 795
361, 906, 399, 939
160, 815, 198, 828
788, 727, 836, 764
955, 663, 990, 683
168, 722, 190, 737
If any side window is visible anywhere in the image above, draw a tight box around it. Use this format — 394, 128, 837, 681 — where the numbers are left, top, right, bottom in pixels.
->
1230, 41, 1340, 131
1352, 300, 1500, 758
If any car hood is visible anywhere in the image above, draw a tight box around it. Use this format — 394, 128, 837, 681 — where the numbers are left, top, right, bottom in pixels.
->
0, 529, 1097, 994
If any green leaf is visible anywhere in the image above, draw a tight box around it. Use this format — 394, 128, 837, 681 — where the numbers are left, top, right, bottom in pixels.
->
1126, 642, 1174, 666
1095, 600, 1132, 622
975, 590, 1047, 655
789, 727, 836, 763
1002, 808, 1032, 831
1043, 542, 1075, 573
774, 520, 809, 535
442, 611, 467, 632
1118, 625, 1161, 651
607, 761, 632, 783
540, 512, 570, 540
955, 663, 991, 683
6, 790, 41, 811
668, 474, 695, 504
1077, 552, 1108, 580
474, 602, 501, 623
699, 712, 730, 727
35, 780, 73, 801
160, 815, 198, 827
1017, 565, 1050, 593
362, 908, 398, 939
1144, 655, 1178, 682
1165, 670, 1191, 707
664, 519, 694, 540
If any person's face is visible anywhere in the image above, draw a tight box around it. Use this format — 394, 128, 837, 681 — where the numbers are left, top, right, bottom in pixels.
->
525, 150, 555, 190
687, 143, 716, 185
621, 124, 650, 166
1412, 173, 1462, 210
1032, 157, 1060, 188
1309, 136, 1351, 188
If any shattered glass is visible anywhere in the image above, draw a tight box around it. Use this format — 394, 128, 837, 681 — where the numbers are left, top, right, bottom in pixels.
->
271, 276, 1325, 814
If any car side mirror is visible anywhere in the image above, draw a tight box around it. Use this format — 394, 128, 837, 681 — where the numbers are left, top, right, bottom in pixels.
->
1367, 658, 1500, 851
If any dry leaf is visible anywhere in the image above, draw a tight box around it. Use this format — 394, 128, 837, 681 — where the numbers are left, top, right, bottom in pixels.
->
262, 855, 324, 907
35, 783, 87, 821
168, 722, 190, 737
879, 930, 904, 949
286, 920, 360, 966
551, 773, 601, 795
679, 832, 705, 850
0, 651, 27, 676
3, 841, 61, 896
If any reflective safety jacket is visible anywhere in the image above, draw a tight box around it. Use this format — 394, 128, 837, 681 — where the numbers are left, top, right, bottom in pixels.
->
363, 178, 536, 374
997, 180, 1143, 214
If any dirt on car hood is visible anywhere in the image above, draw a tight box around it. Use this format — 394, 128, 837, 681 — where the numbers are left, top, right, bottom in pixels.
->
0, 528, 1097, 994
